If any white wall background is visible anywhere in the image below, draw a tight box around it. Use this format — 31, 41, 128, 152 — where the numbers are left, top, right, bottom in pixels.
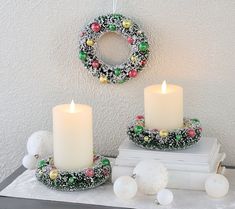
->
0, 0, 235, 182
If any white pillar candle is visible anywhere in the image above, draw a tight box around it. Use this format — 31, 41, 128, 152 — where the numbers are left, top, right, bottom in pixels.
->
144, 81, 183, 130
53, 100, 93, 171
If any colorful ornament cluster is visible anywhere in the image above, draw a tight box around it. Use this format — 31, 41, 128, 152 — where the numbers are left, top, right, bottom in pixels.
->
127, 116, 202, 150
79, 14, 150, 84
35, 155, 111, 191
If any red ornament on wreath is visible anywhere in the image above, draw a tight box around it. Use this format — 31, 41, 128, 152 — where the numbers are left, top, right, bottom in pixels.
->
140, 60, 147, 66
103, 168, 110, 176
127, 37, 134, 44
92, 60, 100, 68
136, 115, 144, 120
85, 168, 95, 177
91, 22, 101, 32
187, 129, 196, 138
129, 69, 138, 78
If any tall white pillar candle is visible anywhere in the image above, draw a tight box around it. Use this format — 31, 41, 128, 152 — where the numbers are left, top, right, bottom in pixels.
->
53, 101, 93, 171
144, 81, 183, 130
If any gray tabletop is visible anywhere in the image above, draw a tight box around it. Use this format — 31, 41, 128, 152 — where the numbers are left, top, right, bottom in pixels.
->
0, 166, 130, 209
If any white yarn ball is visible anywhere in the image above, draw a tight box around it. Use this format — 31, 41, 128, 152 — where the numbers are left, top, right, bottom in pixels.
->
22, 154, 38, 170
133, 160, 168, 195
113, 176, 138, 200
156, 189, 174, 205
27, 131, 53, 158
205, 174, 229, 198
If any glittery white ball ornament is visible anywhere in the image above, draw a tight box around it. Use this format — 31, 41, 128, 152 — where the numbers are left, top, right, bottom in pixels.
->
156, 189, 174, 205
205, 174, 229, 198
27, 131, 53, 158
133, 160, 168, 195
22, 154, 38, 170
113, 176, 138, 200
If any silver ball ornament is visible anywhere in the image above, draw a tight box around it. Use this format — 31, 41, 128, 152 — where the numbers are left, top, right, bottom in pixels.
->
205, 174, 229, 198
113, 176, 138, 200
156, 189, 174, 205
27, 130, 53, 158
133, 160, 168, 195
22, 154, 38, 170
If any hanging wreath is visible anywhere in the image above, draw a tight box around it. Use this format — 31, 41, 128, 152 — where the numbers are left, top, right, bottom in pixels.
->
79, 14, 150, 84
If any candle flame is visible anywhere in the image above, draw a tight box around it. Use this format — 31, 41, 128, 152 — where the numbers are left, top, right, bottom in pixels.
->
69, 100, 76, 113
161, 80, 167, 93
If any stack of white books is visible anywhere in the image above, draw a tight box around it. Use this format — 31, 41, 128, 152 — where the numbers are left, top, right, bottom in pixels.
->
112, 137, 226, 190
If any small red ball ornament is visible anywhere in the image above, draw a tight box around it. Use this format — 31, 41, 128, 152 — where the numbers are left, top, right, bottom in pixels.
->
140, 60, 147, 66
85, 168, 95, 177
91, 22, 101, 32
92, 60, 100, 68
103, 168, 110, 176
187, 129, 196, 138
127, 37, 134, 44
129, 69, 138, 78
136, 115, 144, 120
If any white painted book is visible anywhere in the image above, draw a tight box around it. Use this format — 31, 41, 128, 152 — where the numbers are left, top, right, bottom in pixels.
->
118, 137, 218, 164
115, 143, 221, 172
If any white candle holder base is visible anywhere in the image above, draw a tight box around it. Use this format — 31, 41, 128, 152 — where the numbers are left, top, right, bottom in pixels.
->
35, 155, 111, 191
127, 116, 202, 150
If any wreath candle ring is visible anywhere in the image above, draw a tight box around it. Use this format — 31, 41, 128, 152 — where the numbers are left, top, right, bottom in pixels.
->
35, 155, 111, 191
79, 14, 150, 84
127, 117, 202, 150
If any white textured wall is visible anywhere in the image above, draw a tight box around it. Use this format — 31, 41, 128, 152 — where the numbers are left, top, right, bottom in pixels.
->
0, 0, 235, 182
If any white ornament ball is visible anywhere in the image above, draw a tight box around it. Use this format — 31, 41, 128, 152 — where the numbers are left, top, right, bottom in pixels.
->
156, 189, 174, 205
113, 176, 138, 200
205, 174, 229, 198
133, 160, 168, 195
22, 154, 38, 170
27, 131, 53, 158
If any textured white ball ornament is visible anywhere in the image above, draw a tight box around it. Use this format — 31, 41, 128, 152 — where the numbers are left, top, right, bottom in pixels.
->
133, 160, 168, 195
27, 131, 53, 158
156, 189, 174, 205
205, 174, 229, 198
113, 176, 138, 200
22, 154, 38, 170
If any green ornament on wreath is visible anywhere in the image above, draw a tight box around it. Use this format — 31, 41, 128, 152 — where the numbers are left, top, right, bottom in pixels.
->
79, 14, 150, 84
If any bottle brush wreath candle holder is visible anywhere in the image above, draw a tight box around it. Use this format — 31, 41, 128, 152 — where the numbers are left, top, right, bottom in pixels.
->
35, 155, 111, 191
127, 116, 202, 150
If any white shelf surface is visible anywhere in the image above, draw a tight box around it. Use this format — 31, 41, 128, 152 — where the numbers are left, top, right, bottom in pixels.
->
0, 167, 234, 209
